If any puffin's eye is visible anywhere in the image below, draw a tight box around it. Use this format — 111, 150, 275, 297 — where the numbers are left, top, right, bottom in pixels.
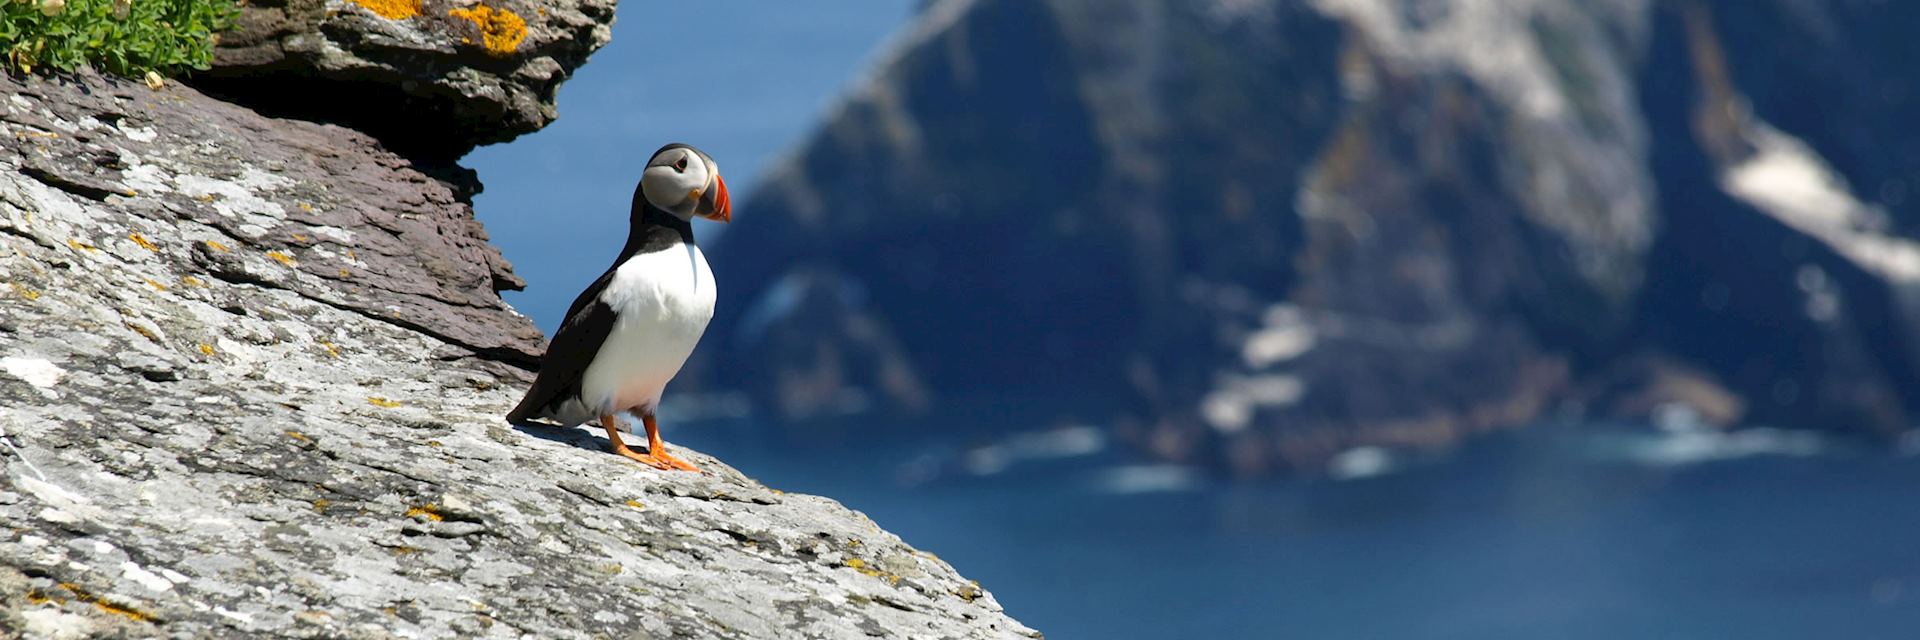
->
673, 156, 689, 172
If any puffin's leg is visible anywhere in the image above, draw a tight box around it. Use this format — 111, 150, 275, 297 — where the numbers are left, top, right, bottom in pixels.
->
641, 413, 701, 472
601, 414, 671, 470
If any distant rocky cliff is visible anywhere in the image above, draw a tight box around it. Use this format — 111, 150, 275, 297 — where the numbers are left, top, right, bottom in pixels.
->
706, 0, 1920, 475
0, 4, 1036, 637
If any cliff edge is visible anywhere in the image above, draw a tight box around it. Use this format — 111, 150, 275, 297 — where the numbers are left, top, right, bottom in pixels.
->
0, 36, 1035, 640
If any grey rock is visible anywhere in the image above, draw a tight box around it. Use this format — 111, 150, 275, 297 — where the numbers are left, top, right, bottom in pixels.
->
197, 0, 616, 159
0, 71, 1037, 639
1, 69, 544, 366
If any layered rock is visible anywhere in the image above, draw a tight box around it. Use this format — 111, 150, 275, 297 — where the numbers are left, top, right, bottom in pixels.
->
0, 59, 1033, 640
705, 0, 1920, 474
197, 0, 615, 159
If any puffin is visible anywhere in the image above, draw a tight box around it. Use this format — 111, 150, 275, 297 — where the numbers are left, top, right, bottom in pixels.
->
506, 143, 731, 472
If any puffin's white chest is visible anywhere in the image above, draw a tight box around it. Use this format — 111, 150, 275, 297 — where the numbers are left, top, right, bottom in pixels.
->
578, 243, 716, 414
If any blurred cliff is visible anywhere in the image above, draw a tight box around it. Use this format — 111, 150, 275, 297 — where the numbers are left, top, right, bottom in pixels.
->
700, 0, 1920, 476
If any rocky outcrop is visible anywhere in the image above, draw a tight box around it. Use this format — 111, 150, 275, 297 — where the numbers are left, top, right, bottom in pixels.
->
0, 66, 1033, 640
705, 0, 1920, 475
196, 0, 615, 159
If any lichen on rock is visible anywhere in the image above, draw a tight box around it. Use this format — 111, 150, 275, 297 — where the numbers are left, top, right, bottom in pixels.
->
196, 0, 615, 160
348, 0, 421, 20
449, 3, 528, 57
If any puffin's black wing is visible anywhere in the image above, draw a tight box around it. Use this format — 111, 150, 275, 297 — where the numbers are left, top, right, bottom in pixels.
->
505, 268, 620, 424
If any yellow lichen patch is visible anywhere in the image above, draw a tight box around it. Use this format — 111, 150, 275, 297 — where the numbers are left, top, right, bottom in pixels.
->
427, 440, 443, 447
624, 499, 645, 510
954, 581, 983, 603
286, 430, 312, 443
266, 251, 297, 266
125, 323, 160, 343
845, 538, 862, 548
338, 268, 351, 278
53, 583, 152, 622
195, 193, 217, 203
292, 234, 308, 243
66, 238, 97, 253
11, 283, 40, 301
93, 599, 154, 622
204, 240, 229, 253
313, 499, 332, 511
129, 232, 157, 251
197, 343, 216, 356
367, 396, 402, 408
25, 589, 62, 605
449, 4, 527, 57
181, 276, 206, 288
145, 278, 169, 292
842, 558, 897, 583
405, 504, 445, 521
350, 0, 419, 19
320, 341, 341, 359
298, 202, 314, 213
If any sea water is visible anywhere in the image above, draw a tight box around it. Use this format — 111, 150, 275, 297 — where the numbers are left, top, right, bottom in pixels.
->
673, 420, 1920, 640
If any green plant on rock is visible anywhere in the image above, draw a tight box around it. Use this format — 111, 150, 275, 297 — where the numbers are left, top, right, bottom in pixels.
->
0, 0, 237, 78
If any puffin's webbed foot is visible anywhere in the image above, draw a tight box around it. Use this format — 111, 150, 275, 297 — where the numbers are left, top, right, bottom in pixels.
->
641, 413, 701, 473
600, 414, 701, 472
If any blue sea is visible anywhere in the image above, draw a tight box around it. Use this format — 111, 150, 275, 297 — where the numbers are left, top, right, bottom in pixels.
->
672, 419, 1920, 639
465, 4, 1920, 638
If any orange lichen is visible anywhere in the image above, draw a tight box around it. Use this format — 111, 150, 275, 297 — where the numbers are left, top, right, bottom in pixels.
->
266, 250, 296, 266
286, 430, 312, 443
405, 504, 444, 521
181, 276, 206, 288
624, 499, 645, 510
11, 283, 40, 301
66, 238, 97, 253
321, 341, 341, 359
204, 240, 229, 253
449, 4, 526, 57
368, 396, 401, 408
129, 232, 156, 251
145, 278, 169, 292
350, 0, 418, 20
197, 343, 215, 356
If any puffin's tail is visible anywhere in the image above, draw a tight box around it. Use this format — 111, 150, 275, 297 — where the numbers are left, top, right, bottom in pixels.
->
504, 395, 539, 425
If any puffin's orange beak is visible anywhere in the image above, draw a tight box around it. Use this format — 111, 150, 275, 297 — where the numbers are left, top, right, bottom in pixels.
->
699, 174, 731, 223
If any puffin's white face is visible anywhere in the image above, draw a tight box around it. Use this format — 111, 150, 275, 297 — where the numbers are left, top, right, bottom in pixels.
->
640, 146, 731, 222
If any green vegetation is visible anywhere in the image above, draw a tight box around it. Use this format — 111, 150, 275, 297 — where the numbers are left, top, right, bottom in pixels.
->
1, 0, 236, 78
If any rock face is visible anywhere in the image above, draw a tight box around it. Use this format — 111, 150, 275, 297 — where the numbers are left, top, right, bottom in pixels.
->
0, 70, 1034, 639
705, 0, 1920, 474
197, 0, 616, 160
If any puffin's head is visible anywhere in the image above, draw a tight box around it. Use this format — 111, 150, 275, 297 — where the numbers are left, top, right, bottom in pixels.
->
639, 144, 731, 223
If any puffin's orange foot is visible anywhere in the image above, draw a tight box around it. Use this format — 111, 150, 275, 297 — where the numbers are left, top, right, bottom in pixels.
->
645, 449, 701, 473
611, 445, 675, 470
